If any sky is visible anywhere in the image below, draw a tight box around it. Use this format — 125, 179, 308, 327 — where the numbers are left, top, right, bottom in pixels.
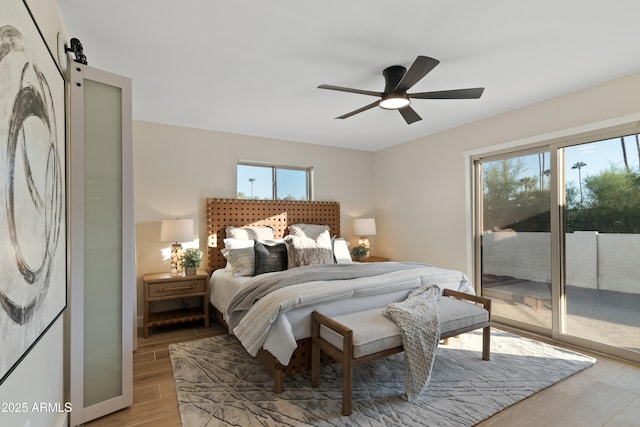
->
515, 133, 640, 188
565, 135, 640, 186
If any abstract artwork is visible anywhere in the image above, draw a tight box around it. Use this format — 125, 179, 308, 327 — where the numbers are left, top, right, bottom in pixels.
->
0, 0, 66, 385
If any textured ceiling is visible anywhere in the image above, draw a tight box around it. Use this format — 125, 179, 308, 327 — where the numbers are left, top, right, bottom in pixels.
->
58, 0, 640, 152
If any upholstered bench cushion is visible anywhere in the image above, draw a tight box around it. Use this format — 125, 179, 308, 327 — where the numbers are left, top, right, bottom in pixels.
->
319, 296, 489, 359
439, 297, 489, 336
320, 308, 400, 358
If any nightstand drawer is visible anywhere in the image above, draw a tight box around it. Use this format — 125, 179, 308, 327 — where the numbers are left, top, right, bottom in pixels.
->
147, 279, 205, 298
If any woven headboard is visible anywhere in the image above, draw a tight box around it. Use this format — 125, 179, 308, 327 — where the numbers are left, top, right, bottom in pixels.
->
206, 198, 341, 272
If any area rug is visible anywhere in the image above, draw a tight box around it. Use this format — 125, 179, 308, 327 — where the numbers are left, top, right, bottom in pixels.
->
169, 329, 595, 426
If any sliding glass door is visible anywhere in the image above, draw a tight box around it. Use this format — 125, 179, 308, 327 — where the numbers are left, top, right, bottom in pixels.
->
475, 130, 640, 361
563, 135, 640, 353
478, 150, 552, 332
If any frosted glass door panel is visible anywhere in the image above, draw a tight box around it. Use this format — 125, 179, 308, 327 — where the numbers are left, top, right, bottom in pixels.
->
83, 79, 123, 405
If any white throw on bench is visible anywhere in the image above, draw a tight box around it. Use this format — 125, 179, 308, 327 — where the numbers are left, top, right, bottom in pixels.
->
311, 289, 492, 416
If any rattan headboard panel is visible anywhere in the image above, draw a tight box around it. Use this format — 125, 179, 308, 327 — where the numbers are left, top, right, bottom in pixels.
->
206, 198, 340, 272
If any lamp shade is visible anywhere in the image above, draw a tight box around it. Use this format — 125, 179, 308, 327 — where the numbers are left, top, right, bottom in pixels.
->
160, 219, 193, 243
354, 218, 376, 236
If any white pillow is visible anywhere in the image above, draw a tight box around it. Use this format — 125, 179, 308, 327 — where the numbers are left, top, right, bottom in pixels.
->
222, 239, 254, 270
223, 238, 255, 249
333, 238, 352, 264
226, 226, 274, 240
221, 247, 255, 276
288, 223, 330, 239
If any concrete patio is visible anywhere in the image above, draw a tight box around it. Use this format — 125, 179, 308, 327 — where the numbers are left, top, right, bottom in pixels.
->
483, 277, 640, 353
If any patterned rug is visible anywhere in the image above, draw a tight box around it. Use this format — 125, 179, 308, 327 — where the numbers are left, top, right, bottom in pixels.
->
169, 329, 595, 426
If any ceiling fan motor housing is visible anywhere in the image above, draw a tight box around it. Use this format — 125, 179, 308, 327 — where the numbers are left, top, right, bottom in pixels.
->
382, 65, 407, 92
380, 65, 411, 109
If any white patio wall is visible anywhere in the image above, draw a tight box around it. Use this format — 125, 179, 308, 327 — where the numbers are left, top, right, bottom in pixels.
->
483, 231, 640, 294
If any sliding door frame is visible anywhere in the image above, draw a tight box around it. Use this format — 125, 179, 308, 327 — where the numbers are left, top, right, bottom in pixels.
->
465, 113, 640, 362
472, 145, 555, 336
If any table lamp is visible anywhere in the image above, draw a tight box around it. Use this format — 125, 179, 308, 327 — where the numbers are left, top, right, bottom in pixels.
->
354, 218, 376, 257
160, 219, 193, 275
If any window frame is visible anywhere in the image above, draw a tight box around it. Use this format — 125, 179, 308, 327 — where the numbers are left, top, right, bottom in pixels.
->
237, 161, 314, 201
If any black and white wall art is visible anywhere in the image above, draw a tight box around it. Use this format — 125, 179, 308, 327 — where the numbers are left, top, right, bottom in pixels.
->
0, 0, 66, 385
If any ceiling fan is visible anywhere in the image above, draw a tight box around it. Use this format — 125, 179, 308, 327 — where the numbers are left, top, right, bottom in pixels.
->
318, 55, 485, 124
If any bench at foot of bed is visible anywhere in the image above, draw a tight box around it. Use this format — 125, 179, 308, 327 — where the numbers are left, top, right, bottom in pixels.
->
311, 289, 492, 416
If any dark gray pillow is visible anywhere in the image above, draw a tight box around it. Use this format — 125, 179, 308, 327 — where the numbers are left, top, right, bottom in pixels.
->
253, 240, 288, 275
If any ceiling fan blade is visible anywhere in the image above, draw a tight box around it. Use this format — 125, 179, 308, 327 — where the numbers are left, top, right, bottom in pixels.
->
318, 84, 382, 97
409, 87, 485, 99
395, 56, 440, 92
336, 100, 380, 119
398, 106, 422, 124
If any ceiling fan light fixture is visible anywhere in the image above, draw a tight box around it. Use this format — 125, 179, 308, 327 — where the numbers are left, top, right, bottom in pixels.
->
379, 94, 410, 110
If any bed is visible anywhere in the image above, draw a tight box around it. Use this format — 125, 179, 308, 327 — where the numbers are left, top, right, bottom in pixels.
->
206, 198, 473, 392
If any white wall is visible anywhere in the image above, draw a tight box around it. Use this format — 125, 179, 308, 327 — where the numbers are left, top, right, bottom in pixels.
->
373, 72, 640, 278
0, 320, 68, 427
483, 231, 640, 294
133, 121, 375, 319
482, 231, 551, 283
0, 2, 69, 426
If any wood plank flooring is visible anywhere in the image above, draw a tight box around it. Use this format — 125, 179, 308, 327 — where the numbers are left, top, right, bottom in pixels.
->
86, 321, 640, 427
85, 321, 227, 427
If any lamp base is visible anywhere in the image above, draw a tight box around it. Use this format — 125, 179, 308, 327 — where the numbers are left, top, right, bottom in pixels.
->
170, 243, 185, 275
358, 237, 371, 257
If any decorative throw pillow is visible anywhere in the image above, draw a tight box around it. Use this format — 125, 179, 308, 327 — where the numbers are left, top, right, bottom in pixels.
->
226, 225, 274, 240
332, 237, 352, 264
288, 223, 330, 239
253, 241, 288, 276
221, 247, 255, 276
284, 230, 333, 268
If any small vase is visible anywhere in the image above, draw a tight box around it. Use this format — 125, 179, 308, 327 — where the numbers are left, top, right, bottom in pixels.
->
185, 267, 197, 276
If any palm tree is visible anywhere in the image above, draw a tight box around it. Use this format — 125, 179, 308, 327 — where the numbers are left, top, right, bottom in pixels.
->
620, 137, 630, 172
572, 161, 587, 206
538, 153, 545, 190
635, 134, 640, 171
518, 176, 536, 193
248, 178, 256, 199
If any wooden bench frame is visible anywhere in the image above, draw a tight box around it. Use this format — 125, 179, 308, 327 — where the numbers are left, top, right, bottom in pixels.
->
311, 289, 492, 416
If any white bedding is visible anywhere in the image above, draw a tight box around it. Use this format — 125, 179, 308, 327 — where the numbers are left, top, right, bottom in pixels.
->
209, 264, 472, 365
209, 269, 252, 322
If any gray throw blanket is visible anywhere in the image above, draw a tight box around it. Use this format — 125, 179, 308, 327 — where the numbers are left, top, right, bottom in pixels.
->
383, 284, 441, 400
227, 262, 430, 330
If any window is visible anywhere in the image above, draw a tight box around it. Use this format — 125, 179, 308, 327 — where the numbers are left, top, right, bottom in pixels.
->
237, 163, 312, 200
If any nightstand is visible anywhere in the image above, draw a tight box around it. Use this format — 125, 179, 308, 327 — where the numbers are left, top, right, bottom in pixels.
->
143, 271, 210, 337
357, 256, 390, 262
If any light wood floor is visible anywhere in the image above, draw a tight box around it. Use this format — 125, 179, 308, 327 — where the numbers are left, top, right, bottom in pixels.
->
86, 321, 640, 427
85, 321, 227, 427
